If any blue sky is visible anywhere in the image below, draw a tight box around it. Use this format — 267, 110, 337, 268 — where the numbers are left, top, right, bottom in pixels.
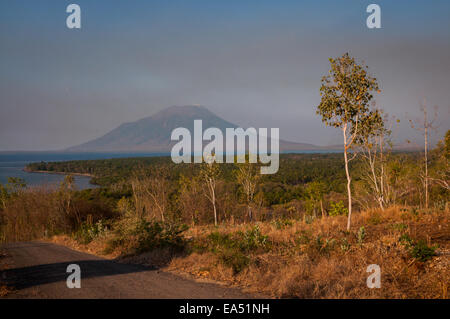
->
1, 0, 449, 150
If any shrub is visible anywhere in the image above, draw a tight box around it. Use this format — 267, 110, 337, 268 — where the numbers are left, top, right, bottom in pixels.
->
409, 240, 437, 262
357, 226, 366, 245
368, 212, 382, 225
238, 225, 269, 251
303, 214, 316, 224
75, 219, 108, 244
409, 207, 419, 217
399, 233, 413, 246
107, 217, 188, 255
219, 249, 250, 274
203, 225, 269, 273
295, 230, 311, 245
310, 235, 336, 256
399, 234, 437, 262
272, 218, 293, 230
329, 201, 348, 217
391, 223, 408, 232
340, 238, 351, 252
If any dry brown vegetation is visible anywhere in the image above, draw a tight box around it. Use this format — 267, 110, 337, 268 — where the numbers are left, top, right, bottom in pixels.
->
0, 249, 13, 297
0, 183, 116, 243
167, 207, 449, 298
51, 206, 449, 299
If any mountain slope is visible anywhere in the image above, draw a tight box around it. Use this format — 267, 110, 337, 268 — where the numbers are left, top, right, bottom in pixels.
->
67, 105, 324, 152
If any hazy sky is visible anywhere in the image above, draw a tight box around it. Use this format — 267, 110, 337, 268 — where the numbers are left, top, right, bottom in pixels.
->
1, 0, 449, 151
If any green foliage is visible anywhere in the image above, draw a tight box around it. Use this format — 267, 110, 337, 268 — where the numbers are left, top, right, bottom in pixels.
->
329, 201, 348, 216
357, 226, 366, 244
116, 196, 134, 216
303, 214, 316, 224
107, 218, 188, 254
272, 218, 293, 230
295, 230, 312, 245
219, 249, 250, 274
367, 212, 382, 225
390, 223, 408, 232
409, 207, 419, 217
311, 235, 336, 256
399, 234, 437, 262
204, 225, 269, 273
303, 181, 327, 215
0, 177, 27, 209
26, 153, 348, 209
239, 225, 269, 251
340, 238, 351, 252
234, 161, 260, 205
399, 233, 414, 246
409, 240, 437, 262
317, 53, 380, 131
75, 220, 108, 244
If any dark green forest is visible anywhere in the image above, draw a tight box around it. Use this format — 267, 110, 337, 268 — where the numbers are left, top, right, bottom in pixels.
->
24, 150, 447, 225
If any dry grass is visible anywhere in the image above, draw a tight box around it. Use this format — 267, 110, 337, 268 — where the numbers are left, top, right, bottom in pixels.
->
46, 206, 449, 299
167, 206, 449, 299
0, 249, 13, 297
47, 235, 118, 260
48, 234, 185, 268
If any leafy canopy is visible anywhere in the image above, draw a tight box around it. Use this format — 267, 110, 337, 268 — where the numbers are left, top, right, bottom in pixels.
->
317, 53, 381, 143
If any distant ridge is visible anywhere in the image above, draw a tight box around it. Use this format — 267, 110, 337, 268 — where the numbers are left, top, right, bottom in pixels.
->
66, 105, 331, 152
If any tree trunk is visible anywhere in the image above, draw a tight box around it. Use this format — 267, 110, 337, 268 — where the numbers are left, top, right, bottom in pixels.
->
424, 114, 429, 209
160, 209, 165, 223
343, 127, 353, 231
211, 181, 217, 226
320, 199, 325, 218
344, 150, 352, 231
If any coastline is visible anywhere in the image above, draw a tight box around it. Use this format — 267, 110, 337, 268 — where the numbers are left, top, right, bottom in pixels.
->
22, 167, 95, 178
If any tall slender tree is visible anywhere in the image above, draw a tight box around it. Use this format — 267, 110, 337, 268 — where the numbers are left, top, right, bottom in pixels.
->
409, 101, 438, 209
317, 53, 380, 230
235, 160, 260, 222
201, 155, 220, 226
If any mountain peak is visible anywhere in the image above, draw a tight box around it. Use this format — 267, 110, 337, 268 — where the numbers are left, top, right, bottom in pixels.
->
66, 105, 323, 152
152, 105, 215, 119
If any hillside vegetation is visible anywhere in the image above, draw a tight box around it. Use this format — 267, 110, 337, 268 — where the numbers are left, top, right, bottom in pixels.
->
0, 134, 448, 298
2, 51, 449, 297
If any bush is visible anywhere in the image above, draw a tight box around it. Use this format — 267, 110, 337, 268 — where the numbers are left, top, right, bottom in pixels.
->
399, 234, 437, 262
340, 238, 350, 252
357, 226, 366, 245
203, 225, 269, 273
329, 201, 348, 216
107, 217, 188, 254
309, 235, 336, 256
219, 249, 250, 274
391, 223, 408, 232
368, 212, 382, 225
75, 220, 108, 244
238, 225, 269, 252
409, 240, 437, 262
295, 230, 311, 246
272, 218, 293, 230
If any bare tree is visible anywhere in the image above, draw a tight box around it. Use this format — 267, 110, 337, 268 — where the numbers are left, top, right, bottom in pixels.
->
178, 174, 203, 225
235, 160, 260, 222
429, 129, 450, 191
356, 111, 397, 210
409, 100, 438, 209
131, 166, 170, 222
200, 155, 220, 226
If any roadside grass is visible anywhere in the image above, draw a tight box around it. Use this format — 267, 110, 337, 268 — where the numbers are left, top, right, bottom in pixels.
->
0, 249, 13, 297
25, 206, 450, 298
167, 206, 449, 298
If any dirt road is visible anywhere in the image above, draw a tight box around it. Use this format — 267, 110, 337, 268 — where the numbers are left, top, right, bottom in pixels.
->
0, 242, 255, 299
